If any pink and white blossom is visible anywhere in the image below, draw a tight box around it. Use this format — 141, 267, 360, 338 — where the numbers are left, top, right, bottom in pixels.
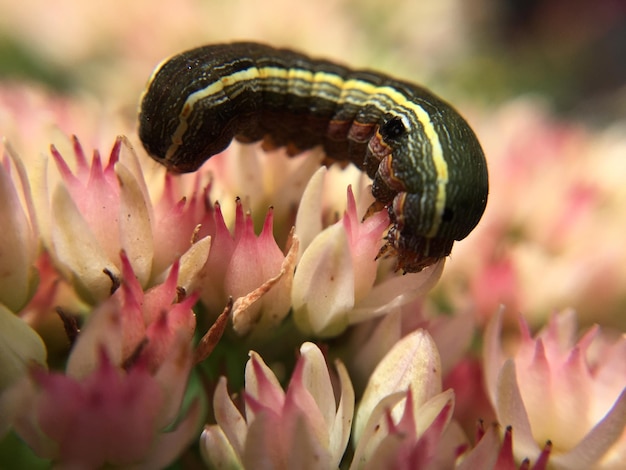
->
201, 342, 354, 469
484, 309, 626, 469
1, 251, 202, 467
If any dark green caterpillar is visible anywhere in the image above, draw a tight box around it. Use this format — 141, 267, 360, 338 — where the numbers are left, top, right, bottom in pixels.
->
138, 42, 488, 272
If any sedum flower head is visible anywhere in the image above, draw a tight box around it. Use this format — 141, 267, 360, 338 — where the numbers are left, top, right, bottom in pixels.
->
1, 251, 202, 468
176, 146, 444, 341
201, 342, 354, 469
484, 309, 626, 469
45, 135, 211, 304
291, 167, 445, 338
352, 329, 464, 469
194, 197, 295, 337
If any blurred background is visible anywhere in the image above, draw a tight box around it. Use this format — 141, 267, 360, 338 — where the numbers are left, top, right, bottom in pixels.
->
1, 0, 625, 330
1, 0, 624, 118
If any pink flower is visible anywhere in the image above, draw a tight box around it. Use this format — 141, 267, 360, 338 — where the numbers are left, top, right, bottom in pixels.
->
484, 309, 626, 468
352, 389, 458, 470
2, 251, 202, 467
45, 136, 211, 303
292, 168, 445, 337
194, 198, 296, 337
67, 251, 197, 374
438, 100, 626, 330
351, 329, 464, 469
201, 342, 354, 469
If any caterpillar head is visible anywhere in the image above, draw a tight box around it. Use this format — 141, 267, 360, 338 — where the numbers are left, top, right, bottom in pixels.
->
368, 112, 488, 273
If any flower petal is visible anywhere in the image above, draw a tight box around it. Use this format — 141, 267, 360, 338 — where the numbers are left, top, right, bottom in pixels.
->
351, 391, 406, 468
286, 413, 334, 469
354, 329, 442, 442
244, 351, 285, 419
200, 424, 243, 469
212, 376, 247, 458
456, 423, 501, 470
346, 308, 403, 391
116, 161, 154, 287
0, 157, 37, 311
292, 222, 354, 336
152, 330, 195, 428
0, 304, 46, 392
294, 166, 326, 256
553, 388, 626, 469
65, 299, 124, 379
175, 235, 212, 293
298, 342, 336, 427
349, 260, 445, 324
51, 183, 118, 303
329, 359, 355, 464
143, 398, 204, 469
495, 359, 541, 461
483, 306, 507, 405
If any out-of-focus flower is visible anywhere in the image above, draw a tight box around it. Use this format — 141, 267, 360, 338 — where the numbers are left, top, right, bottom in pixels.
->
200, 342, 354, 469
342, 298, 474, 395
0, 303, 46, 400
443, 358, 496, 437
6, 347, 201, 468
17, 251, 91, 360
1, 251, 202, 468
292, 167, 445, 337
351, 329, 465, 469
0, 84, 129, 164
484, 308, 626, 469
44, 135, 211, 304
68, 250, 198, 374
438, 100, 626, 330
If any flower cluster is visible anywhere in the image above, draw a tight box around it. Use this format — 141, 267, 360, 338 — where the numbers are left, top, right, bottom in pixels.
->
1, 84, 625, 469
1, 251, 201, 468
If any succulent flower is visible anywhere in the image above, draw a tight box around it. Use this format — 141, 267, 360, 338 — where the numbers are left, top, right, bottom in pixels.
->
292, 167, 445, 337
1, 251, 202, 468
351, 329, 464, 469
42, 135, 212, 304
484, 308, 626, 468
438, 100, 626, 330
194, 198, 296, 337
200, 342, 354, 469
2, 6, 625, 465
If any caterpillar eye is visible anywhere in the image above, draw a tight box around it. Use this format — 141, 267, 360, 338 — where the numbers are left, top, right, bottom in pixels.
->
380, 116, 406, 140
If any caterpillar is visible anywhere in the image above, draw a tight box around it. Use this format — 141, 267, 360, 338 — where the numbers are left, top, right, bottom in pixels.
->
138, 42, 488, 273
